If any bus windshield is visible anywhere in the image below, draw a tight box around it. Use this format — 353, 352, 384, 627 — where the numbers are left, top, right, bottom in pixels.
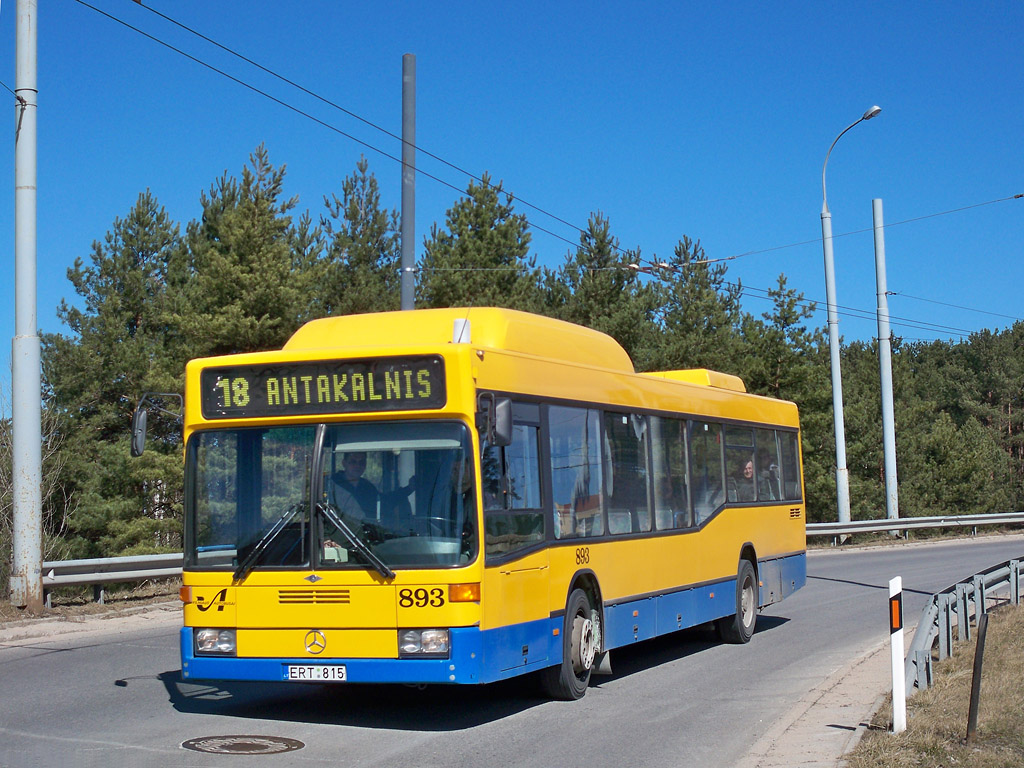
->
187, 421, 477, 572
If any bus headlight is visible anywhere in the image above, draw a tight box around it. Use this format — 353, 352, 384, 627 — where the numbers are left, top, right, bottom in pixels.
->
195, 628, 237, 655
398, 629, 450, 658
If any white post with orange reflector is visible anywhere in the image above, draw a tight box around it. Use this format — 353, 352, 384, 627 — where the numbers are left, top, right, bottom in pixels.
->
889, 576, 906, 734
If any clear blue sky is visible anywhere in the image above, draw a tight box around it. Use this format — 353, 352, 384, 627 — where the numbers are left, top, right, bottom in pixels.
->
1, 1, 1022, 404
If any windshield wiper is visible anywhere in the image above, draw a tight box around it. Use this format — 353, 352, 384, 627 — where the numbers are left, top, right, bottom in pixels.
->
233, 501, 304, 582
318, 502, 395, 580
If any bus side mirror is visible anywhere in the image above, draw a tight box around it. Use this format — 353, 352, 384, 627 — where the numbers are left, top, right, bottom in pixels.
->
129, 392, 183, 457
492, 398, 512, 447
130, 407, 148, 457
478, 394, 513, 448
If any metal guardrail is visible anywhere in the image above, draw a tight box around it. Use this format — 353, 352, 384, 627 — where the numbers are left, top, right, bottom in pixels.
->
806, 512, 1024, 538
42, 553, 183, 607
903, 556, 1023, 694
38, 512, 1024, 605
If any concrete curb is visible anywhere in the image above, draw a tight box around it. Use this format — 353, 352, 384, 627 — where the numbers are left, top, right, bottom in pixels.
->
0, 602, 180, 644
737, 637, 895, 768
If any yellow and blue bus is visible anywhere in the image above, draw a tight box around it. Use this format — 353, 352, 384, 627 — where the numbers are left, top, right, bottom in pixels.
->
161, 307, 805, 700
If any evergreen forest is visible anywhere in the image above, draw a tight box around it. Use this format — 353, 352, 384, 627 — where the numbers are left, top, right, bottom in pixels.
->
3, 146, 1022, 586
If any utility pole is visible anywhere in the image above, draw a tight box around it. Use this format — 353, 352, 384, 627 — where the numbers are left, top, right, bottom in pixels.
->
819, 106, 881, 528
400, 54, 415, 310
873, 198, 899, 524
11, 0, 43, 611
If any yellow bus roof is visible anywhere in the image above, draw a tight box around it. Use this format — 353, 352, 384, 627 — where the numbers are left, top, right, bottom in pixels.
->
640, 369, 747, 393
284, 307, 753, 393
284, 307, 636, 373
186, 307, 795, 429
286, 308, 750, 392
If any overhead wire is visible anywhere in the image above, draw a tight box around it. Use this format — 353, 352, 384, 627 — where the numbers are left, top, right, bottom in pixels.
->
732, 282, 978, 338
98, 0, 1023, 274
890, 292, 1024, 324
70, 0, 1021, 342
1, 79, 29, 107
70, 0, 584, 253
130, 0, 586, 238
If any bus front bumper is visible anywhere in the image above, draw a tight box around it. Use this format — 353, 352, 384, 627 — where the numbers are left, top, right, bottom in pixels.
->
179, 625, 550, 686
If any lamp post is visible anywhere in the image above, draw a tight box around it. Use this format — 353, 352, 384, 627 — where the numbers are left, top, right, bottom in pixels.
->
820, 105, 881, 527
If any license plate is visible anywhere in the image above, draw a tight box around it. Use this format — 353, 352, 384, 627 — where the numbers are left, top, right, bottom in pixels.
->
286, 665, 347, 682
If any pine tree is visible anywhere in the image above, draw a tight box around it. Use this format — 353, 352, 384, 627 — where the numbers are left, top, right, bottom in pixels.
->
740, 275, 824, 398
739, 275, 834, 522
41, 191, 184, 556
899, 412, 1014, 517
417, 174, 545, 311
648, 236, 745, 372
171, 145, 306, 357
544, 213, 658, 370
315, 156, 400, 317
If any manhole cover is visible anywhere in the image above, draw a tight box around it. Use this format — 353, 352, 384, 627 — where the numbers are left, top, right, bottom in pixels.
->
182, 735, 305, 755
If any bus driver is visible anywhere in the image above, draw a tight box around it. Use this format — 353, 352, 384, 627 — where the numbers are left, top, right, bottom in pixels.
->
331, 452, 379, 519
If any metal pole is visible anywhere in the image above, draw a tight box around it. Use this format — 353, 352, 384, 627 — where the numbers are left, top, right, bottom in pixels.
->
819, 106, 880, 527
873, 199, 899, 523
965, 613, 989, 743
820, 208, 852, 526
11, 0, 43, 611
400, 53, 415, 311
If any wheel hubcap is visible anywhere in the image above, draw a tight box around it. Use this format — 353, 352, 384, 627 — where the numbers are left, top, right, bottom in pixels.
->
571, 614, 596, 674
741, 576, 755, 627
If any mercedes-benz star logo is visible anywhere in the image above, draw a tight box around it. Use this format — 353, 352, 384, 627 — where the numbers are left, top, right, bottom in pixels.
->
304, 630, 327, 655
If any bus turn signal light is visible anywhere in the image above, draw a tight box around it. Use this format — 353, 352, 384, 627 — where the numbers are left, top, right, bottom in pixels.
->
179, 586, 193, 604
449, 583, 480, 602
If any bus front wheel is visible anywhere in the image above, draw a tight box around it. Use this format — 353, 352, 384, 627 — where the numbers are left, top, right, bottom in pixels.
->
717, 559, 757, 644
541, 588, 597, 700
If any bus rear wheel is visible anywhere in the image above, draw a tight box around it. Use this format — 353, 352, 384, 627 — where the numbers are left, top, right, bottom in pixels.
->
717, 559, 757, 644
541, 588, 597, 700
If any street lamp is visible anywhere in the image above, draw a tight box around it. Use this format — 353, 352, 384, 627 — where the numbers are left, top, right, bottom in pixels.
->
820, 105, 881, 526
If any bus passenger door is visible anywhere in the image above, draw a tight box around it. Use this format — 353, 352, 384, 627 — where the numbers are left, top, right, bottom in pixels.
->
484, 552, 551, 672
480, 408, 551, 672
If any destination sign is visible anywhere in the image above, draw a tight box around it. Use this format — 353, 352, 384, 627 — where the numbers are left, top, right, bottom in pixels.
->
200, 356, 446, 419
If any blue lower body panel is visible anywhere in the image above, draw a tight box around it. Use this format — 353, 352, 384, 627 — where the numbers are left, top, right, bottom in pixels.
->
604, 580, 732, 648
180, 552, 807, 685
602, 551, 806, 650
181, 620, 560, 686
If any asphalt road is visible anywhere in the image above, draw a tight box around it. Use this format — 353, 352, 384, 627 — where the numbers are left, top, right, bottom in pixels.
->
2, 535, 1022, 768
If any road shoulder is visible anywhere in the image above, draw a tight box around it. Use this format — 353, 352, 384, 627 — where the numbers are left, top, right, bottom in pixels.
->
0, 601, 181, 644
737, 637, 892, 768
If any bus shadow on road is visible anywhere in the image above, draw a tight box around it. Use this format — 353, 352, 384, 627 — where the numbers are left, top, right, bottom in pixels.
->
158, 669, 547, 729
592, 615, 790, 684
156, 617, 789, 729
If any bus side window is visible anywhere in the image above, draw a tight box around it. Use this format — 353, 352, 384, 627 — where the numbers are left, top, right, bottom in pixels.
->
603, 412, 650, 534
725, 426, 756, 503
651, 416, 690, 530
549, 406, 604, 540
484, 424, 542, 511
483, 423, 544, 556
779, 431, 803, 501
755, 429, 782, 501
690, 421, 724, 525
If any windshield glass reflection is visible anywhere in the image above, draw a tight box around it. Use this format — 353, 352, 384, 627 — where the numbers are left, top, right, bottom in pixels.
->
187, 421, 476, 571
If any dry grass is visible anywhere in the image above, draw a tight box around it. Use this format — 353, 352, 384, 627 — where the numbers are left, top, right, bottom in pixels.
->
845, 603, 1024, 768
0, 578, 180, 625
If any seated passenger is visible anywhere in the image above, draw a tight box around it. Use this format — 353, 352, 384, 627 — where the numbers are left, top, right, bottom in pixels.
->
735, 459, 756, 502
